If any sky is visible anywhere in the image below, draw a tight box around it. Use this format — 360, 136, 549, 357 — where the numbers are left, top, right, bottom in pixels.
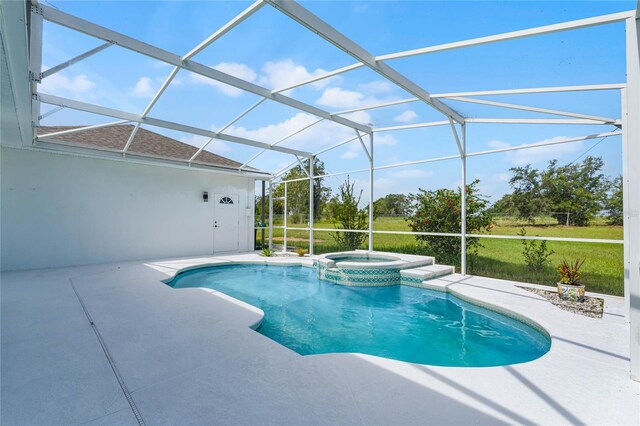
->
37, 0, 634, 205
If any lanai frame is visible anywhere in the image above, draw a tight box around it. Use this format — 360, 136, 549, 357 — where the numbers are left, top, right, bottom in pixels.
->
24, 0, 639, 381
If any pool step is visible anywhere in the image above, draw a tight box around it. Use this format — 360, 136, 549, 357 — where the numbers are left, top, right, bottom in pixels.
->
400, 264, 455, 287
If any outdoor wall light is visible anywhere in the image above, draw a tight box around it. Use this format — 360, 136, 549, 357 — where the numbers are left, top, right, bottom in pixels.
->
203, 191, 208, 202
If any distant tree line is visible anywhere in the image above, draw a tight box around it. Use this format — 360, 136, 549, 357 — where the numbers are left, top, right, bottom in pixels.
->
491, 156, 622, 226
256, 155, 623, 229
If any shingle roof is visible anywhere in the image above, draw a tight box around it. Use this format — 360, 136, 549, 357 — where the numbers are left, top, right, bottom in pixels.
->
37, 124, 252, 170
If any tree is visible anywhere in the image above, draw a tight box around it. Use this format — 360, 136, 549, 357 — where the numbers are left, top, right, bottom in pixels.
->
490, 193, 516, 217
331, 177, 372, 250
508, 165, 547, 223
504, 156, 610, 226
540, 156, 608, 226
604, 175, 623, 226
405, 179, 493, 261
373, 194, 411, 216
272, 158, 331, 222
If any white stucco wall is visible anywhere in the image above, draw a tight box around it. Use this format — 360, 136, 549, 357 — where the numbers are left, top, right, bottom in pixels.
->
1, 147, 256, 271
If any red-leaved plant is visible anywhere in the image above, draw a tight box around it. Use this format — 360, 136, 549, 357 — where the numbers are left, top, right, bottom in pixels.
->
557, 258, 585, 285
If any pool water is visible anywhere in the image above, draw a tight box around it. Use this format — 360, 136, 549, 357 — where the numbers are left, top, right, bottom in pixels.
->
327, 255, 396, 263
169, 264, 550, 367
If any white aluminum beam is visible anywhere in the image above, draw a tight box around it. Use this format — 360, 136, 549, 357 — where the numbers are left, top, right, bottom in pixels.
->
0, 0, 33, 145
374, 154, 461, 171
239, 118, 324, 170
265, 0, 465, 124
449, 117, 464, 156
266, 8, 628, 101
268, 180, 273, 250
309, 156, 314, 255
182, 0, 265, 60
190, 99, 267, 162
26, 140, 272, 178
460, 124, 467, 275
273, 160, 299, 178
624, 12, 640, 382
373, 120, 450, 132
122, 123, 140, 154
219, 99, 266, 133
38, 106, 64, 121
125, 2, 266, 153
449, 96, 617, 123
39, 120, 130, 138
467, 131, 621, 157
295, 155, 310, 177
283, 227, 623, 244
432, 84, 626, 98
140, 67, 179, 119
378, 10, 634, 62
273, 62, 363, 93
465, 118, 617, 125
40, 42, 112, 79
37, 93, 311, 157
282, 131, 621, 184
356, 130, 371, 161
36, 3, 371, 134
333, 97, 419, 116
368, 133, 374, 251
29, 2, 43, 130
313, 135, 360, 156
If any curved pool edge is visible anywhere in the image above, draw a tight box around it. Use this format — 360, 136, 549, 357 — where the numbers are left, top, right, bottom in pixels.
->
162, 257, 553, 364
439, 284, 551, 343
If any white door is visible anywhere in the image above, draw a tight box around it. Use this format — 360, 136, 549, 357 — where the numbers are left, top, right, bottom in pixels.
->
213, 193, 240, 253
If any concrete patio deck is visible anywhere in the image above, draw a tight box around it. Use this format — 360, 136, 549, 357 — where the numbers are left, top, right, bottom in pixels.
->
1, 253, 638, 425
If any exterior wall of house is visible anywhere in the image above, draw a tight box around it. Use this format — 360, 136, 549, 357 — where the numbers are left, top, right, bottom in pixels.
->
1, 146, 256, 271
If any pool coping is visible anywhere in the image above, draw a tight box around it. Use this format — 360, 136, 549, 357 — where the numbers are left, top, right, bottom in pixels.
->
2, 252, 636, 425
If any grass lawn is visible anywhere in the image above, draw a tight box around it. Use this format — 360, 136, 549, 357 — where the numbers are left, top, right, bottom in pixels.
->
260, 216, 624, 296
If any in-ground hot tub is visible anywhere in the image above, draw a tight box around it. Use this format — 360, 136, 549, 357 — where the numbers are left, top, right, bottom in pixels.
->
315, 250, 433, 286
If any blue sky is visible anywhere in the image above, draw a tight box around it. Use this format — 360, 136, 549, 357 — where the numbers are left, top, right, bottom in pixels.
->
38, 0, 633, 204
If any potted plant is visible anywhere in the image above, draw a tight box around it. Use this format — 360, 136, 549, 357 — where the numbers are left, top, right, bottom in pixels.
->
556, 258, 585, 302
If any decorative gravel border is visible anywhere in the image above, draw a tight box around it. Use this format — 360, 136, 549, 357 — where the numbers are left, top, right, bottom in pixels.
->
517, 286, 604, 319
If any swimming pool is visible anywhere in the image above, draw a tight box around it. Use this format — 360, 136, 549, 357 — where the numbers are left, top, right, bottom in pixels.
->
168, 264, 550, 367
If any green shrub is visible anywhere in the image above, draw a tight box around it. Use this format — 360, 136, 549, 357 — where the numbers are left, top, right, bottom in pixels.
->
406, 179, 493, 259
331, 177, 372, 250
518, 228, 554, 272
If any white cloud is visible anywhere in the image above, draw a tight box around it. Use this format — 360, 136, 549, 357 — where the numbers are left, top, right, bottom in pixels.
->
258, 59, 339, 91
222, 110, 389, 159
387, 169, 434, 179
189, 62, 257, 97
374, 133, 397, 146
488, 137, 584, 166
340, 150, 359, 159
316, 86, 398, 111
39, 72, 95, 95
487, 139, 510, 149
188, 59, 339, 96
316, 87, 366, 109
338, 124, 397, 159
133, 77, 155, 97
359, 80, 394, 94
225, 112, 320, 143
374, 177, 395, 190
393, 110, 418, 123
